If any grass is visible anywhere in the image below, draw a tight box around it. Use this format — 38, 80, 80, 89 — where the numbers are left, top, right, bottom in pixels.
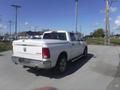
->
0, 41, 12, 52
86, 38, 104, 45
111, 39, 120, 45
86, 38, 120, 45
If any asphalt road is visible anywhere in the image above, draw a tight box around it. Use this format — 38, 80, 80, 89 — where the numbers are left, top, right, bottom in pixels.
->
0, 45, 120, 90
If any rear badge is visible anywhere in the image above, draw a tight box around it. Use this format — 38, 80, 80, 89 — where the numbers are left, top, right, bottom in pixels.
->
22, 39, 25, 42
23, 47, 26, 52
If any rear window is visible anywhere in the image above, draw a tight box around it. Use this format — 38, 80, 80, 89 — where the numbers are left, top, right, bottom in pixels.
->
43, 32, 66, 40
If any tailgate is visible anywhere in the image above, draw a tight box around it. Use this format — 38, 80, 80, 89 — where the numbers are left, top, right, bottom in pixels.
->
13, 40, 43, 60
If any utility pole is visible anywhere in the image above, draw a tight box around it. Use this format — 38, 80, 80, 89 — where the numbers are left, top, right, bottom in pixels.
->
79, 25, 82, 38
9, 20, 12, 36
75, 0, 79, 33
105, 0, 110, 45
11, 5, 21, 39
104, 0, 118, 45
0, 15, 2, 36
34, 26, 38, 32
0, 15, 2, 22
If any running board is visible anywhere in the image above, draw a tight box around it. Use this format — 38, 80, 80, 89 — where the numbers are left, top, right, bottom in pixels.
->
71, 55, 84, 62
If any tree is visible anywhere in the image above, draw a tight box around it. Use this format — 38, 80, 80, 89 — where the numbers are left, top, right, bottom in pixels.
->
92, 28, 105, 37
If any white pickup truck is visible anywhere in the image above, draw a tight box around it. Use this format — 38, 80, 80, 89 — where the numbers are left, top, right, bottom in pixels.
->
12, 31, 87, 73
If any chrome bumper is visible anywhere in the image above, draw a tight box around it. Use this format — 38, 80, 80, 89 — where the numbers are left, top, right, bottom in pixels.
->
12, 56, 51, 69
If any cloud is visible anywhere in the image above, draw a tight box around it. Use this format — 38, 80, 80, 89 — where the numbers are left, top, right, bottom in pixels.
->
100, 7, 118, 13
0, 24, 3, 28
110, 7, 118, 13
100, 10, 105, 13
25, 22, 29, 25
115, 17, 120, 26
114, 16, 120, 30
0, 23, 7, 31
93, 22, 100, 28
95, 22, 100, 26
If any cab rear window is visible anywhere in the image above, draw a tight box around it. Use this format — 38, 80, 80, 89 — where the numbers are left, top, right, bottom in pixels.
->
43, 33, 67, 40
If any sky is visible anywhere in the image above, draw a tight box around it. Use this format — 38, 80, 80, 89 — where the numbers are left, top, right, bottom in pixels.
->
0, 0, 120, 35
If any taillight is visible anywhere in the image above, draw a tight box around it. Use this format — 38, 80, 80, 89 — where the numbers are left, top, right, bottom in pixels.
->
42, 48, 50, 59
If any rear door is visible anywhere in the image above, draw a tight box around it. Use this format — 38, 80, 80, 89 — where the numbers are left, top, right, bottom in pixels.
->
75, 33, 84, 55
69, 33, 80, 58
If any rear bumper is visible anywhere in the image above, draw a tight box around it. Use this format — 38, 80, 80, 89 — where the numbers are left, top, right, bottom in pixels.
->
12, 56, 52, 69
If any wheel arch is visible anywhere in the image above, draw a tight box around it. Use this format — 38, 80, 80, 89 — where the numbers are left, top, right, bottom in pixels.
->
57, 51, 68, 61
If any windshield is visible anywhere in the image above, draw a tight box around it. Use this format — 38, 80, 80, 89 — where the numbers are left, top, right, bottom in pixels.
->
43, 32, 67, 40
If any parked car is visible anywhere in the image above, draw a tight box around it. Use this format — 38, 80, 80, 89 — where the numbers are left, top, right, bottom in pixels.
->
12, 30, 87, 73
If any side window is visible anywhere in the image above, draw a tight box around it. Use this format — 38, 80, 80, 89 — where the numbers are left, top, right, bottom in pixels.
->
70, 33, 76, 41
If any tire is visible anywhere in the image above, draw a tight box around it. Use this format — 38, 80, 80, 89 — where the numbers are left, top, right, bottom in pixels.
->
55, 55, 67, 74
83, 47, 88, 57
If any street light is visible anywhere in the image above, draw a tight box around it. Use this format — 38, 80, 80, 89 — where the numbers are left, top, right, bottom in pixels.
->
11, 5, 21, 39
75, 0, 79, 33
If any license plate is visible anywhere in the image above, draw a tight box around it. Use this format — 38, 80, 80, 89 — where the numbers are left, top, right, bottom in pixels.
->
19, 58, 30, 64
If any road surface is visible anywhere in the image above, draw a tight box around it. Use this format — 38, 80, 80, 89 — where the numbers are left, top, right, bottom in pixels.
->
0, 45, 120, 90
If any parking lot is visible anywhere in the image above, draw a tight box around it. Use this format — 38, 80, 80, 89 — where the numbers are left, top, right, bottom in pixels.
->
0, 45, 120, 90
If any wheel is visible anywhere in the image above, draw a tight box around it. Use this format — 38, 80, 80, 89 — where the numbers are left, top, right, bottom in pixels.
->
55, 55, 67, 73
83, 47, 88, 57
